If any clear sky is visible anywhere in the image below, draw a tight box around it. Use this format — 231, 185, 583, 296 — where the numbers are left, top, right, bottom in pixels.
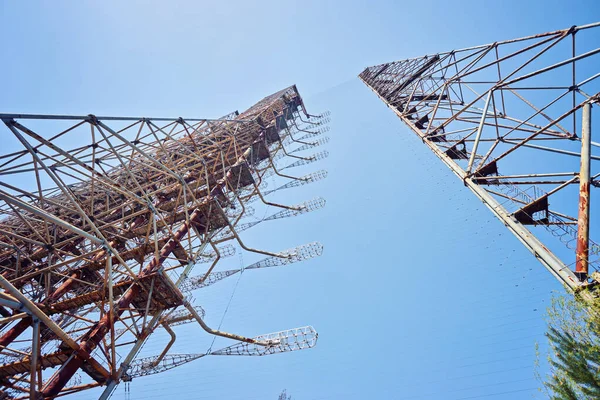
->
1, 1, 599, 399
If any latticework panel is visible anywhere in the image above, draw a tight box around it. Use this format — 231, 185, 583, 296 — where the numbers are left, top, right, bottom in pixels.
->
360, 23, 600, 291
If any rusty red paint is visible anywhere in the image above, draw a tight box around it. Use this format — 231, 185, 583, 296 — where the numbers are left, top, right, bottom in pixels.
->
0, 214, 152, 350
0, 182, 218, 358
575, 182, 590, 279
0, 317, 31, 347
41, 208, 202, 397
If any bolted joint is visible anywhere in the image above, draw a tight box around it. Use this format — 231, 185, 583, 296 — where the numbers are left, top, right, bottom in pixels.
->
86, 114, 99, 125
146, 202, 158, 215
102, 241, 113, 255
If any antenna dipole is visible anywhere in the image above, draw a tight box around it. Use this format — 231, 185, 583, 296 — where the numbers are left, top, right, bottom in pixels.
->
123, 326, 318, 380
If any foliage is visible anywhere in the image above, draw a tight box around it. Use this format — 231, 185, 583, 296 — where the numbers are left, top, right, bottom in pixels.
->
541, 293, 600, 399
278, 389, 292, 400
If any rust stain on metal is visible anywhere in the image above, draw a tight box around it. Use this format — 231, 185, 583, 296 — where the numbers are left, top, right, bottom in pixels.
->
575, 178, 591, 278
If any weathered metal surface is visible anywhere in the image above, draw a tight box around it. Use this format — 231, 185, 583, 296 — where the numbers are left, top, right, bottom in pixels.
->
0, 86, 329, 398
575, 103, 592, 281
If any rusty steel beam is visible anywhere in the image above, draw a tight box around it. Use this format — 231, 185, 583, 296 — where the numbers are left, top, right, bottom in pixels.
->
0, 275, 111, 383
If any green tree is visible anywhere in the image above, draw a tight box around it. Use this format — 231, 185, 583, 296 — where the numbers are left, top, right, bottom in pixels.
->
542, 293, 600, 399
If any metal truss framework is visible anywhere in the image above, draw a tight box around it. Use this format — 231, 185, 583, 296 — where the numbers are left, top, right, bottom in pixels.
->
123, 326, 318, 380
0, 86, 330, 399
360, 23, 600, 292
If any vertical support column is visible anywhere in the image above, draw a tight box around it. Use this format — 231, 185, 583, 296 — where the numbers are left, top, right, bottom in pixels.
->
466, 91, 492, 174
575, 102, 592, 281
107, 252, 116, 376
30, 318, 39, 400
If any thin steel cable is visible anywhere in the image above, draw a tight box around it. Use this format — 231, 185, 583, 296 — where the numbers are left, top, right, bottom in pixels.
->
206, 246, 245, 353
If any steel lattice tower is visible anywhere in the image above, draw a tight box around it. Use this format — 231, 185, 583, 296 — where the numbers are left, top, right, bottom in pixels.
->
360, 23, 599, 293
0, 86, 330, 398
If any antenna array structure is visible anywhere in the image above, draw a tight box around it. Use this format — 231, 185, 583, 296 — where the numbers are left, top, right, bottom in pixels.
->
0, 86, 330, 398
360, 23, 600, 293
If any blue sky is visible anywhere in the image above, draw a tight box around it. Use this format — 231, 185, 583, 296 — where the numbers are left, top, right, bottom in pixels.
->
1, 1, 599, 399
